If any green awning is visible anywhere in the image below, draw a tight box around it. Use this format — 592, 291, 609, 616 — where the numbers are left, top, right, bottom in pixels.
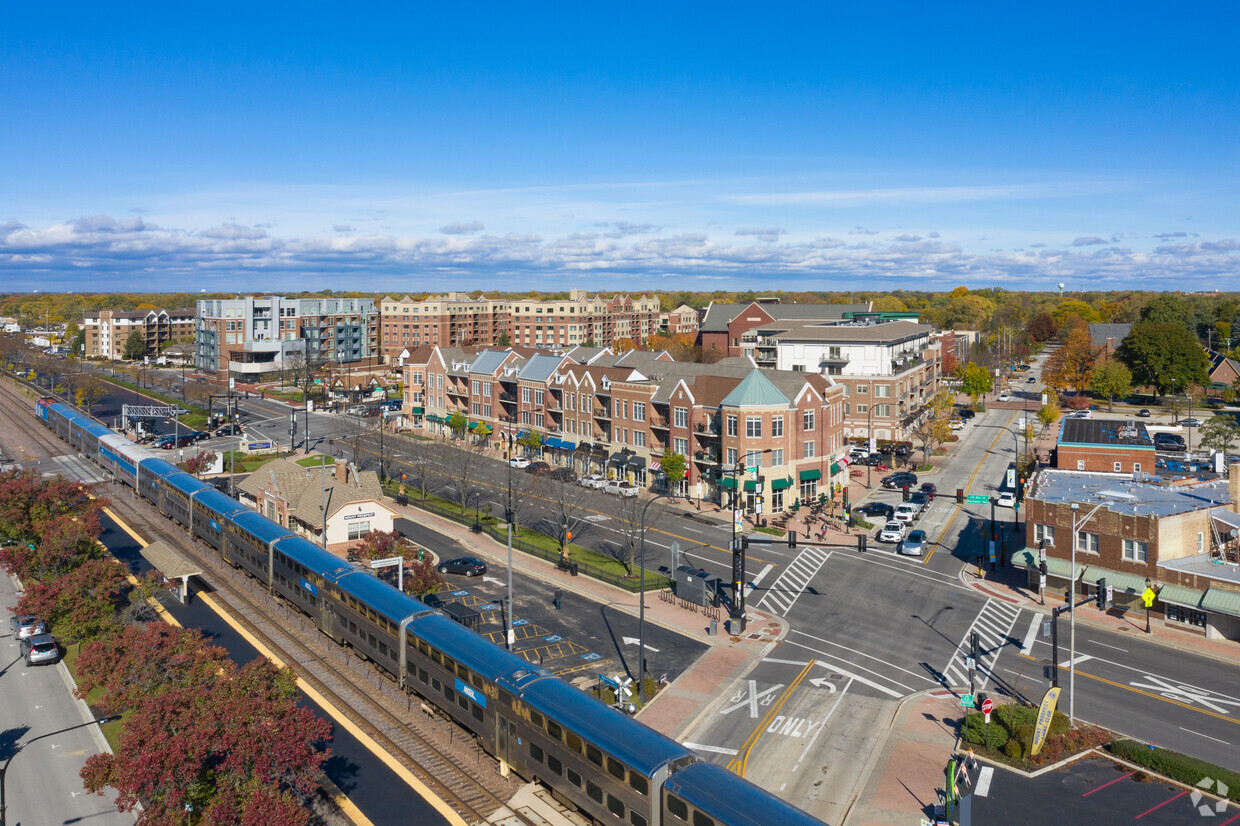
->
1156, 584, 1204, 608
410, 406, 424, 415
475, 424, 492, 436
743, 479, 764, 492
1201, 587, 1240, 618
829, 462, 842, 476
425, 414, 442, 422
1012, 548, 1082, 580
719, 477, 738, 490
799, 468, 822, 481
1082, 566, 1148, 594
771, 476, 792, 491
468, 421, 480, 430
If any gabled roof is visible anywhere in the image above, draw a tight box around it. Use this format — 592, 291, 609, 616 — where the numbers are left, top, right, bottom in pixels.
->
721, 370, 790, 407
238, 457, 388, 523
519, 353, 568, 383
700, 301, 872, 332
469, 349, 512, 376
1088, 323, 1132, 349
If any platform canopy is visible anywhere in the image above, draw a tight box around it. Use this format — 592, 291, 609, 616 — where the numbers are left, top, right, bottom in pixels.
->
140, 539, 203, 580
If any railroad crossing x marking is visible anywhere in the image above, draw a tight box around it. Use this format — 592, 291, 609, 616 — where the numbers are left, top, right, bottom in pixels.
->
720, 680, 785, 718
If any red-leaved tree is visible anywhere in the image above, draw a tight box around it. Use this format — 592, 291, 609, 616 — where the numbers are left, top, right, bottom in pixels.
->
16, 557, 127, 643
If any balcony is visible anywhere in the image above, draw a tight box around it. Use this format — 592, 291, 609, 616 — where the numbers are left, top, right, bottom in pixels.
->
593, 406, 612, 420
648, 417, 669, 430
694, 422, 720, 437
692, 449, 721, 465
499, 392, 517, 404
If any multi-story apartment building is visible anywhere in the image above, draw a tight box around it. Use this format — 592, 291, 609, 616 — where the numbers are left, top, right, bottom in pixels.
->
659, 304, 701, 337
404, 346, 848, 514
83, 308, 196, 360
194, 296, 378, 377
378, 291, 661, 361
751, 320, 941, 442
698, 300, 871, 359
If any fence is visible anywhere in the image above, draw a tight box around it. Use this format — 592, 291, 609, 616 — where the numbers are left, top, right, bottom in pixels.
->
385, 484, 673, 593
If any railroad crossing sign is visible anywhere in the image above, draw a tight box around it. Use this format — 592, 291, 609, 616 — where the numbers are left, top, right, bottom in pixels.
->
966, 494, 989, 504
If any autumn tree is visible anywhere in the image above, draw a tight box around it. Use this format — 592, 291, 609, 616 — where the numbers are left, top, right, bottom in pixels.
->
1037, 389, 1062, 432
1087, 361, 1132, 412
1200, 415, 1240, 455
17, 558, 128, 643
354, 529, 405, 561
404, 558, 447, 597
1116, 321, 1211, 395
613, 337, 637, 354
446, 410, 468, 439
75, 373, 106, 415
516, 428, 544, 456
1025, 313, 1057, 344
912, 389, 954, 466
183, 449, 218, 477
959, 362, 994, 403
1042, 320, 1098, 393
659, 452, 687, 496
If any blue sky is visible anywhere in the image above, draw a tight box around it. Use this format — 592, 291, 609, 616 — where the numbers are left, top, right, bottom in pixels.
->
2, 3, 1238, 294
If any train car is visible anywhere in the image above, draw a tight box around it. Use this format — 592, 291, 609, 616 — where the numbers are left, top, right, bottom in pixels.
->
662, 761, 828, 826
97, 434, 161, 489
326, 569, 427, 674
35, 397, 56, 423
516, 675, 696, 826
190, 488, 250, 550
223, 510, 292, 587
135, 456, 181, 505
157, 471, 209, 530
78, 422, 114, 460
270, 535, 356, 633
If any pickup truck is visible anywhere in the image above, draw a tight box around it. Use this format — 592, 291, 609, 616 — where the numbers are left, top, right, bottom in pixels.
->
604, 480, 639, 497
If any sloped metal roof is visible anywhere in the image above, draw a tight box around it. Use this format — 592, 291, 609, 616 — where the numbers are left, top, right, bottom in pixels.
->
720, 370, 789, 407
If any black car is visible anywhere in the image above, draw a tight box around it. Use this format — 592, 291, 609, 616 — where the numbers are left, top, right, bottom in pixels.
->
857, 453, 883, 466
957, 409, 976, 420
550, 466, 578, 483
894, 444, 911, 457
881, 471, 919, 489
437, 556, 487, 576
525, 461, 553, 476
920, 482, 937, 498
854, 502, 894, 520
215, 423, 243, 436
878, 444, 894, 455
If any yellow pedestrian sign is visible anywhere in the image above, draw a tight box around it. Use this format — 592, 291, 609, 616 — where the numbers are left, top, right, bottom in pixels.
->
1142, 587, 1156, 608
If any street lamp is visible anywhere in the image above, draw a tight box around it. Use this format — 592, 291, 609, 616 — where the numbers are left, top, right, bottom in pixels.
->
1, 716, 121, 826
1145, 576, 1152, 634
1068, 500, 1104, 726
638, 491, 674, 703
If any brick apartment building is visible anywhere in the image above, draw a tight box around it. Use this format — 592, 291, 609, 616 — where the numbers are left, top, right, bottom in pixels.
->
698, 300, 871, 359
378, 291, 661, 362
83, 308, 196, 360
1055, 418, 1157, 475
1016, 467, 1240, 642
195, 296, 378, 378
659, 304, 701, 337
404, 345, 848, 513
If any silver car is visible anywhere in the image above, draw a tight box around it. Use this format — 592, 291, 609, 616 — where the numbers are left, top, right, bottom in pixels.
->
14, 616, 46, 640
900, 529, 928, 557
20, 633, 60, 666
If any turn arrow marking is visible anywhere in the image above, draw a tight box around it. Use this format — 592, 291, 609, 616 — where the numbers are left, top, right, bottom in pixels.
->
622, 636, 661, 652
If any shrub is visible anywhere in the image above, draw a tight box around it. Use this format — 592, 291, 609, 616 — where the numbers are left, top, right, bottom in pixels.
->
962, 713, 1010, 751
1108, 741, 1240, 802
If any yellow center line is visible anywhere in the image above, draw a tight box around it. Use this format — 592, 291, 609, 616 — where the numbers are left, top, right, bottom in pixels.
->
923, 413, 1013, 565
726, 659, 815, 777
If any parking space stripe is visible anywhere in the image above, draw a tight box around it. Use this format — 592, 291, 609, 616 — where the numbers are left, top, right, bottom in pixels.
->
1134, 790, 1188, 819
1081, 770, 1133, 797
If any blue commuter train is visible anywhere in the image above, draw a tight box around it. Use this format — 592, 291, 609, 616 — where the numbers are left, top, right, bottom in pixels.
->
34, 398, 827, 826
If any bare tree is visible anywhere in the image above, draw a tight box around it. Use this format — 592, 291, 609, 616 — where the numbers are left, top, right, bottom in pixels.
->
398, 434, 440, 500
447, 439, 487, 514
536, 476, 595, 560
606, 493, 669, 575
499, 462, 534, 535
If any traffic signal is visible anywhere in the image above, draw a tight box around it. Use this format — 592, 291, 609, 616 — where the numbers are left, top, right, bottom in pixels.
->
902, 485, 910, 502
1039, 561, 1048, 577
740, 535, 749, 550
1095, 578, 1107, 609
956, 488, 964, 504
788, 530, 797, 548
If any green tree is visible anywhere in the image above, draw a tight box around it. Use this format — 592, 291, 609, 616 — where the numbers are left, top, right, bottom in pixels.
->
497, 331, 511, 347
659, 452, 687, 494
517, 428, 544, 454
1087, 361, 1132, 412
121, 330, 147, 361
446, 410, 468, 438
1139, 294, 1193, 327
1199, 416, 1240, 454
959, 362, 994, 403
1115, 321, 1210, 395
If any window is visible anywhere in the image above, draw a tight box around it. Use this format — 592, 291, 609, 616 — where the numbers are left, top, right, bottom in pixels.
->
1122, 539, 1147, 563
745, 417, 762, 438
1114, 462, 1122, 472
745, 450, 761, 469
535, 389, 545, 405
727, 415, 737, 437
347, 520, 371, 541
1077, 460, 1086, 471
1075, 531, 1099, 553
668, 796, 689, 820
522, 387, 531, 403
674, 437, 688, 454
856, 384, 868, 394
771, 416, 784, 437
875, 385, 890, 398
607, 757, 626, 780
1133, 463, 1141, 473
586, 780, 603, 804
1198, 532, 1205, 553
726, 448, 737, 466
1034, 524, 1055, 546
771, 449, 784, 466
1166, 604, 1207, 627
803, 410, 814, 431
802, 441, 815, 459
634, 431, 646, 447
693, 812, 716, 826
628, 773, 649, 795
856, 404, 867, 414
633, 402, 645, 422
674, 407, 688, 427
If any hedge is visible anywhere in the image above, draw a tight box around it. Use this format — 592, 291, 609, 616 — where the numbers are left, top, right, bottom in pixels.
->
1108, 740, 1240, 803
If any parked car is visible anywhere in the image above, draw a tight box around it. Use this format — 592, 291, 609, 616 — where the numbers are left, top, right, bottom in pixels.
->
14, 616, 46, 640
525, 461, 553, 476
20, 633, 60, 666
997, 491, 1017, 508
878, 444, 894, 455
345, 405, 369, 416
1181, 417, 1203, 428
899, 529, 928, 557
893, 502, 919, 523
550, 467, 578, 483
437, 557, 487, 576
1026, 375, 1036, 383
920, 482, 937, 499
188, 430, 209, 443
1136, 409, 1151, 418
998, 390, 1011, 402
854, 502, 894, 520
604, 480, 639, 497
894, 444, 911, 457
957, 409, 976, 420
578, 474, 606, 489
1154, 433, 1187, 452
508, 456, 531, 468
1015, 364, 1031, 372
858, 453, 883, 466
379, 399, 402, 411
9, 614, 39, 634
153, 434, 196, 449
878, 520, 905, 543
908, 491, 929, 511
949, 419, 965, 431
881, 471, 918, 489
1066, 410, 1093, 420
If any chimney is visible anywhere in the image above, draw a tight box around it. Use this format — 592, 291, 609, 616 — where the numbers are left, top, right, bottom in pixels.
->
335, 458, 348, 484
1231, 462, 1240, 514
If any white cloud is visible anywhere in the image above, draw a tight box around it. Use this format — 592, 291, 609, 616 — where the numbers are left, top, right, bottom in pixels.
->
734, 227, 786, 243
440, 220, 486, 235
1071, 236, 1107, 246
333, 224, 355, 233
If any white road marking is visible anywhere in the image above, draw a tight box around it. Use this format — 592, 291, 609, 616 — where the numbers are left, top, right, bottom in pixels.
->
1086, 640, 1128, 652
1020, 615, 1040, 655
780, 641, 906, 697
749, 564, 775, 588
1179, 727, 1230, 745
790, 629, 937, 685
1067, 654, 1094, 668
684, 742, 739, 756
975, 766, 994, 798
679, 524, 706, 534
795, 678, 851, 769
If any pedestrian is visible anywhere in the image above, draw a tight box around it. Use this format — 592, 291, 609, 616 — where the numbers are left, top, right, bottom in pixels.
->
554, 588, 562, 610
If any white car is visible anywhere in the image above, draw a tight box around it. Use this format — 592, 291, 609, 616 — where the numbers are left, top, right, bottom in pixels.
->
878, 520, 905, 543
949, 419, 965, 431
508, 456, 531, 468
1066, 410, 1093, 419
604, 480, 639, 497
997, 491, 1017, 508
578, 473, 606, 489
998, 391, 1011, 402
893, 502, 919, 523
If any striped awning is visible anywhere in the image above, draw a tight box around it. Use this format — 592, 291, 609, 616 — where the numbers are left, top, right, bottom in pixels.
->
1201, 587, 1240, 618
1156, 584, 1204, 609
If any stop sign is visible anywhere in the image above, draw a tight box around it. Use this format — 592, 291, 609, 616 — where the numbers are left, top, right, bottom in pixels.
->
981, 698, 994, 715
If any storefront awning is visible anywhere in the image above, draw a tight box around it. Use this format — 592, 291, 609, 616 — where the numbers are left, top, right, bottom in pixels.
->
649, 460, 661, 471
425, 413, 441, 422
475, 423, 492, 436
610, 452, 628, 465
829, 462, 841, 476
545, 437, 563, 449
628, 456, 647, 470
743, 478, 764, 492
1081, 566, 1147, 594
559, 441, 576, 451
1012, 548, 1082, 580
409, 406, 424, 415
1202, 587, 1240, 618
720, 476, 738, 490
771, 476, 792, 491
799, 468, 822, 481
1156, 584, 1204, 608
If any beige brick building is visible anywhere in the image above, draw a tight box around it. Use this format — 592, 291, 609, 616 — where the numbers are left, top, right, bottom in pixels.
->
83, 308, 196, 360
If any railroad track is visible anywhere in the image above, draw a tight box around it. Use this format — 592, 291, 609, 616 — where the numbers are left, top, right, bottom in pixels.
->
0, 378, 529, 826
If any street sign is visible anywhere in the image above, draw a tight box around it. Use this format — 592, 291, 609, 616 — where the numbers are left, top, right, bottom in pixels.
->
966, 494, 989, 504
981, 698, 994, 715
1141, 587, 1156, 608
959, 694, 975, 708
1039, 546, 1047, 562
1106, 584, 1114, 604
1040, 575, 1048, 590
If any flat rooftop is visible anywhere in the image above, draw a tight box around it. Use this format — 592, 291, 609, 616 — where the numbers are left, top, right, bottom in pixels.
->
1059, 417, 1154, 448
1159, 552, 1240, 586
1028, 469, 1231, 518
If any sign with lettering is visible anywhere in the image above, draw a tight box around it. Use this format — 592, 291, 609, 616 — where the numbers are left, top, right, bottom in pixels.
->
1030, 686, 1061, 756
343, 511, 376, 521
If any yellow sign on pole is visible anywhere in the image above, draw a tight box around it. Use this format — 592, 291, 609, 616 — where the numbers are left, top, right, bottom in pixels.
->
1030, 686, 1061, 756
1142, 587, 1156, 608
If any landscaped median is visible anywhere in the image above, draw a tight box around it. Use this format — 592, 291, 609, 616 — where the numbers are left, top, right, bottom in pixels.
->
1107, 740, 1240, 803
